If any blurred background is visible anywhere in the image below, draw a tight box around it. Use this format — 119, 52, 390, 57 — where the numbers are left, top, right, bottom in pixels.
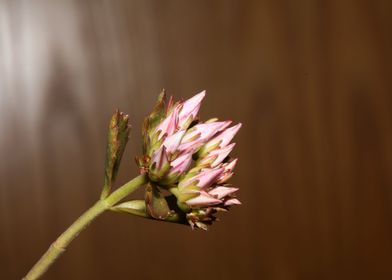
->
1, 0, 392, 279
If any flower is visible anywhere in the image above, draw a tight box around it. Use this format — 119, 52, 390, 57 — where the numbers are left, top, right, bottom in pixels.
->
137, 90, 241, 229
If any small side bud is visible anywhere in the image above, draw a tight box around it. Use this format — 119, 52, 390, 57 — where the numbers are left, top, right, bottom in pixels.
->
101, 110, 131, 199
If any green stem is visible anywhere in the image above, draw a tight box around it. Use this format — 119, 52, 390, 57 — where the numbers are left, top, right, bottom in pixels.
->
23, 174, 147, 280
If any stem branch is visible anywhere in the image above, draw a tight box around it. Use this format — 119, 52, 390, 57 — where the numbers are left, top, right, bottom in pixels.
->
23, 174, 147, 280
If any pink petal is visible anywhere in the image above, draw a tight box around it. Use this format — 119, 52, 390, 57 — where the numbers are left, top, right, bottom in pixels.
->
208, 186, 239, 199
216, 158, 238, 183
206, 123, 242, 149
178, 121, 231, 154
219, 120, 232, 131
179, 167, 223, 190
151, 146, 169, 170
182, 121, 229, 143
202, 143, 236, 168
162, 130, 186, 153
216, 172, 234, 184
224, 158, 238, 172
195, 168, 223, 188
194, 167, 224, 189
155, 105, 180, 139
176, 141, 200, 155
186, 192, 222, 206
224, 198, 241, 206
178, 91, 206, 125
169, 153, 192, 174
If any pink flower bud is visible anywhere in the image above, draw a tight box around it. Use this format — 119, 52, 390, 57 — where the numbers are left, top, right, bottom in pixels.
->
198, 143, 236, 168
168, 153, 193, 177
178, 121, 231, 154
179, 167, 224, 191
224, 198, 241, 206
186, 191, 222, 206
204, 123, 242, 150
149, 146, 170, 181
216, 158, 238, 184
208, 185, 239, 199
155, 105, 180, 139
162, 129, 186, 154
178, 91, 205, 129
151, 146, 168, 170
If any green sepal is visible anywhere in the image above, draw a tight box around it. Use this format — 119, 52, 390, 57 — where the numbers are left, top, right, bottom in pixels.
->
145, 183, 171, 220
101, 110, 131, 199
113, 197, 187, 224
160, 171, 181, 186
142, 90, 167, 154
111, 200, 148, 218
169, 186, 195, 212
205, 117, 218, 123
196, 140, 221, 159
149, 90, 167, 124
178, 188, 199, 205
178, 114, 193, 130
146, 131, 164, 158
180, 168, 200, 182
195, 154, 218, 168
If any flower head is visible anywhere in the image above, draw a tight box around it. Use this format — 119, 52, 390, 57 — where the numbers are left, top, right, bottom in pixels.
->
137, 90, 241, 229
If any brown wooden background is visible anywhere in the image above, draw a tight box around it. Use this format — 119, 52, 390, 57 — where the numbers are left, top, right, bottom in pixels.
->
1, 1, 392, 279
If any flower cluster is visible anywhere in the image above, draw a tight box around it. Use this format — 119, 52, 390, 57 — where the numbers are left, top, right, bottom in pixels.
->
137, 90, 241, 229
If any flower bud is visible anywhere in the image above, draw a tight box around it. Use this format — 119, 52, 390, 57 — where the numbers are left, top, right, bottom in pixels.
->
101, 110, 131, 199
178, 90, 205, 129
137, 90, 242, 229
148, 146, 170, 182
198, 123, 242, 157
216, 158, 238, 184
